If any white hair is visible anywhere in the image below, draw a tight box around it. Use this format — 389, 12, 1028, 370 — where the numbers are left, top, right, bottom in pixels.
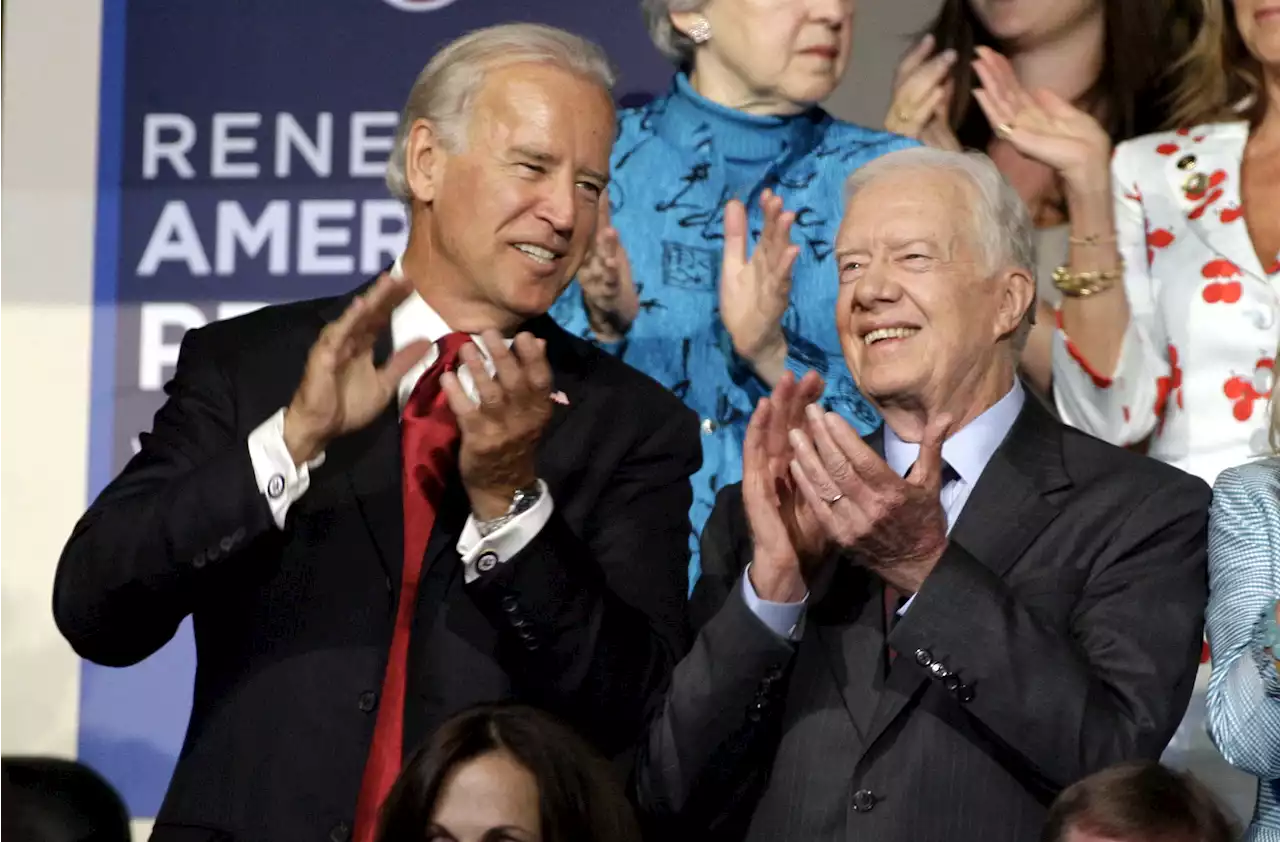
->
843, 147, 1038, 348
385, 23, 616, 203
641, 0, 708, 65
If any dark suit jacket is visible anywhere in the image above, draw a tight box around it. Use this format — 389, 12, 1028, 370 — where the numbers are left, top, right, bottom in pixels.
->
53, 281, 700, 842
636, 397, 1209, 842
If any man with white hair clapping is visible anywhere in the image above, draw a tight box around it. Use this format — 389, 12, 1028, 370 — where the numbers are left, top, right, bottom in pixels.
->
638, 147, 1210, 842
54, 24, 698, 842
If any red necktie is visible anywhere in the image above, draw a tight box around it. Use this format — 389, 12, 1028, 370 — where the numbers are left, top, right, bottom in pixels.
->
353, 332, 472, 842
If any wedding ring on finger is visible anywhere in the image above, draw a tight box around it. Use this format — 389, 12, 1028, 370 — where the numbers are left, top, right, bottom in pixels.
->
823, 493, 844, 506
895, 109, 912, 123
996, 122, 1014, 139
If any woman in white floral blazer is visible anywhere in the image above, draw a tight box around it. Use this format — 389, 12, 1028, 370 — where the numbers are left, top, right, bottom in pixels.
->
972, 0, 1280, 486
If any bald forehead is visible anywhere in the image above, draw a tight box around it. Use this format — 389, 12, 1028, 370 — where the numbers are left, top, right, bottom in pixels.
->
470, 61, 613, 119
848, 166, 976, 217
837, 167, 979, 259
464, 61, 614, 179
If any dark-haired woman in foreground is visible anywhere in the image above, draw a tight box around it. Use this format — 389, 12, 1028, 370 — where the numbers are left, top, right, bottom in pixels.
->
375, 705, 641, 842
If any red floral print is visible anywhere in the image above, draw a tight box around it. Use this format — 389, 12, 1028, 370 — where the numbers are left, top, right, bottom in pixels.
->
1223, 358, 1274, 422
1146, 227, 1174, 266
1202, 282, 1243, 303
1056, 310, 1113, 389
1154, 345, 1183, 432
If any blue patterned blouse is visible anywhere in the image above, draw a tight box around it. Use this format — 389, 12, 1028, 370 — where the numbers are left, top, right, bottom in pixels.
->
551, 73, 918, 588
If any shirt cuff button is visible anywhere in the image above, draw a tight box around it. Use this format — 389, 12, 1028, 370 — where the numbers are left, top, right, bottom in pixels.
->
476, 551, 499, 573
266, 474, 286, 499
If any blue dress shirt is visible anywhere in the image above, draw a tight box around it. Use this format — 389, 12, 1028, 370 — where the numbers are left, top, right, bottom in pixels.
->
551, 73, 917, 589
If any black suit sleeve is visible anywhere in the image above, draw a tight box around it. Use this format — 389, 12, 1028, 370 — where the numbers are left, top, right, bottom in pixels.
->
464, 405, 702, 755
633, 485, 796, 831
888, 477, 1210, 789
53, 325, 277, 666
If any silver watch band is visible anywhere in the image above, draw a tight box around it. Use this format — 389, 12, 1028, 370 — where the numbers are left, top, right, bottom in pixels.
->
475, 483, 542, 537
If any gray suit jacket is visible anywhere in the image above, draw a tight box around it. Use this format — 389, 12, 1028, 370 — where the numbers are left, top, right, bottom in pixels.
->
635, 397, 1210, 842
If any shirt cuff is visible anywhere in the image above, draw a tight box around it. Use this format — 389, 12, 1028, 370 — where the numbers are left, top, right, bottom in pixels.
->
741, 565, 807, 642
246, 408, 326, 529
457, 480, 554, 583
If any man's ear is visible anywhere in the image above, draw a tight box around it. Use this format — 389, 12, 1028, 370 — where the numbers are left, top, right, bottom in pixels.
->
994, 265, 1036, 340
405, 118, 448, 206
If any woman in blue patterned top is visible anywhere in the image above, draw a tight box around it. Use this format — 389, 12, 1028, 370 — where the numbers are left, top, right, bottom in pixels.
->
551, 0, 915, 587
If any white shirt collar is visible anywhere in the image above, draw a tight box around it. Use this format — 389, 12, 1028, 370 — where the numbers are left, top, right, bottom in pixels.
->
389, 256, 455, 351
883, 379, 1025, 487
388, 256, 512, 410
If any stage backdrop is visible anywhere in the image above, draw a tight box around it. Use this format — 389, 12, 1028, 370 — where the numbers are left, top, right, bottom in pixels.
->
84, 0, 671, 818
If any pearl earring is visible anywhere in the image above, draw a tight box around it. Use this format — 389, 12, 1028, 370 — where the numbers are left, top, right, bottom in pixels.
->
687, 17, 712, 44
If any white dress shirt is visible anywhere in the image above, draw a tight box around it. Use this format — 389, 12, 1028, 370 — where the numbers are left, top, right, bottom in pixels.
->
745, 379, 1026, 640
246, 257, 553, 582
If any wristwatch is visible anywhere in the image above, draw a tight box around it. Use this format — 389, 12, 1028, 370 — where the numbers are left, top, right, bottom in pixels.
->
476, 483, 543, 537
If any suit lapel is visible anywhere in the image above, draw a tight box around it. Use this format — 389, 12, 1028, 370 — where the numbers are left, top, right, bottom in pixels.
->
312, 290, 407, 583
524, 314, 582, 445
812, 565, 885, 742
855, 399, 1072, 752
1164, 123, 1269, 282
810, 427, 887, 740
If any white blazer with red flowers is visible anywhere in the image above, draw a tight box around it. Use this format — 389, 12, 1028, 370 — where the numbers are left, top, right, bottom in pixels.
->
1053, 121, 1280, 484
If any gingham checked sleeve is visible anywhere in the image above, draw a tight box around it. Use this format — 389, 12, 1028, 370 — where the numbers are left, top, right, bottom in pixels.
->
1205, 460, 1280, 780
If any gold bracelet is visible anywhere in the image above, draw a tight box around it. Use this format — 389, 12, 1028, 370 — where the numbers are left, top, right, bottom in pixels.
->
1052, 264, 1121, 298
1068, 232, 1117, 246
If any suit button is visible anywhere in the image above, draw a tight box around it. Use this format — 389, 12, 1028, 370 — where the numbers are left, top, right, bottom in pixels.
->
501, 595, 519, 613
357, 691, 378, 713
942, 674, 960, 691
957, 684, 975, 703
219, 534, 235, 552
329, 821, 351, 842
914, 648, 932, 667
524, 640, 540, 652
929, 661, 950, 680
192, 551, 207, 569
851, 789, 877, 812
